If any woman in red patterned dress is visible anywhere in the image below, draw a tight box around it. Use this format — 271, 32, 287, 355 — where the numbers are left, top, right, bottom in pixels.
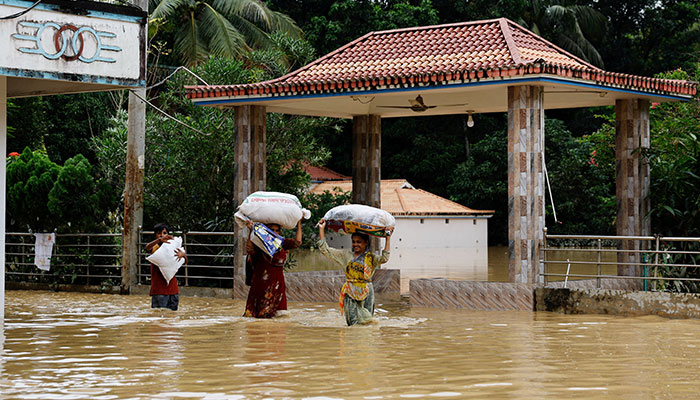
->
243, 219, 302, 318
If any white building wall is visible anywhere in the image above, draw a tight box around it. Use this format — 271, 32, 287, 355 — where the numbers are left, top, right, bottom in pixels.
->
323, 215, 491, 293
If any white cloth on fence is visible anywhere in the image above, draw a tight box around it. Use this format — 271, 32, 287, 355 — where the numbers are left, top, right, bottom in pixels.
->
34, 233, 56, 271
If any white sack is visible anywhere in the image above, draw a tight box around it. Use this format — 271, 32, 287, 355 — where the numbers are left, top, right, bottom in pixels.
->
235, 191, 311, 230
146, 236, 185, 284
323, 204, 396, 228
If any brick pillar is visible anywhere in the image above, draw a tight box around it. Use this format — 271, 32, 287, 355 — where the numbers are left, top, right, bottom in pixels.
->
234, 105, 266, 297
615, 99, 650, 277
507, 86, 545, 284
352, 115, 381, 208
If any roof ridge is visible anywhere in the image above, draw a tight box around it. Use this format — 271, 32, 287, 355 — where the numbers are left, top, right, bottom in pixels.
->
505, 19, 600, 71
394, 187, 409, 213
498, 18, 524, 65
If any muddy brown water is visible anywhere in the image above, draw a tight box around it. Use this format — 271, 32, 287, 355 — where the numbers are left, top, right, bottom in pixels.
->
2, 290, 700, 399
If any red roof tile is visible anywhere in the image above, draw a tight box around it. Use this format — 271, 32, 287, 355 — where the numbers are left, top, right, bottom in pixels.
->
311, 179, 494, 216
304, 164, 350, 181
186, 18, 697, 99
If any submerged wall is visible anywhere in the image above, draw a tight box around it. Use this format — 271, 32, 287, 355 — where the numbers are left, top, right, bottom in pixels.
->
410, 279, 534, 311
233, 268, 401, 302
536, 288, 700, 319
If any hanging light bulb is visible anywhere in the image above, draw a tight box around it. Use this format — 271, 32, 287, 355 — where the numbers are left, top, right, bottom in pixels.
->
466, 111, 475, 128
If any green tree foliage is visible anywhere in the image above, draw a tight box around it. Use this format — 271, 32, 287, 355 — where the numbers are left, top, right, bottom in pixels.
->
430, 0, 527, 22
640, 68, 699, 237
6, 148, 61, 232
149, 0, 301, 66
448, 127, 508, 244
591, 0, 700, 76
448, 118, 616, 244
543, 119, 615, 235
47, 155, 112, 232
6, 92, 117, 164
519, 0, 607, 67
292, 0, 439, 56
583, 67, 700, 239
382, 115, 468, 196
6, 149, 108, 232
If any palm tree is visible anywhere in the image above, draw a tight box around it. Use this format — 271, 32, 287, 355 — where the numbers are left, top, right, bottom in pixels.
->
149, 0, 302, 66
520, 0, 607, 67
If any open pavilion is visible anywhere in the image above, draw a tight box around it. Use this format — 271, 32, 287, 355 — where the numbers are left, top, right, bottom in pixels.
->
186, 18, 697, 287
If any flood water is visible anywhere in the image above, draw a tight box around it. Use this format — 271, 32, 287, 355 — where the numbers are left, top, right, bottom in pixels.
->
3, 290, 700, 399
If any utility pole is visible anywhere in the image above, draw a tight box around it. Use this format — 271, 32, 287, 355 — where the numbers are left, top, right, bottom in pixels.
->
121, 0, 148, 293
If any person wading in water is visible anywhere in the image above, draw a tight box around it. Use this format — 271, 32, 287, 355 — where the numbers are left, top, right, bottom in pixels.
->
317, 219, 392, 326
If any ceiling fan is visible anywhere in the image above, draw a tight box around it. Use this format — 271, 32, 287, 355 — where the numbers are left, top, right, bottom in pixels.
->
377, 94, 468, 113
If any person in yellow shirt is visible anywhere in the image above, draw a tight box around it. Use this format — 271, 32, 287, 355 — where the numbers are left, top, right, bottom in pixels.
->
317, 219, 392, 326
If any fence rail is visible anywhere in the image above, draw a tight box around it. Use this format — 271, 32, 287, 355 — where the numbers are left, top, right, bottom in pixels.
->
5, 230, 238, 289
5, 232, 122, 286
541, 229, 700, 291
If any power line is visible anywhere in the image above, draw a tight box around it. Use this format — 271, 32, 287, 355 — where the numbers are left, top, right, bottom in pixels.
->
128, 89, 213, 136
146, 66, 210, 90
0, 0, 42, 20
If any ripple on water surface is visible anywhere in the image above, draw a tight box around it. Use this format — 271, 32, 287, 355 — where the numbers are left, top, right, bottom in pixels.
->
2, 290, 700, 399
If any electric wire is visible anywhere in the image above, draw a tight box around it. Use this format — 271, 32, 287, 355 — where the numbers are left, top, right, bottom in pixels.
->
128, 90, 213, 136
0, 0, 42, 19
146, 66, 209, 90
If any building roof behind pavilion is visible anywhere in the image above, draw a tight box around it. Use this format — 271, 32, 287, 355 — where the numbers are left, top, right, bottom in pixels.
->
305, 164, 351, 182
186, 18, 697, 103
311, 179, 493, 216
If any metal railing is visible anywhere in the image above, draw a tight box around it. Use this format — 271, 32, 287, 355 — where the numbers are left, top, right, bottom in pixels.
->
5, 230, 239, 289
138, 229, 237, 288
541, 229, 700, 291
5, 232, 122, 286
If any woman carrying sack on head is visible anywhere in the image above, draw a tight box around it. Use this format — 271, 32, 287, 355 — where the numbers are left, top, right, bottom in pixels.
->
243, 219, 302, 318
317, 219, 393, 326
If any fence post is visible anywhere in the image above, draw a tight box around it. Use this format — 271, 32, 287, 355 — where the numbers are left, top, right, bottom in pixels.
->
21, 235, 26, 276
183, 231, 189, 287
137, 226, 142, 285
86, 235, 91, 286
653, 235, 660, 291
52, 232, 58, 285
597, 239, 602, 289
542, 227, 548, 287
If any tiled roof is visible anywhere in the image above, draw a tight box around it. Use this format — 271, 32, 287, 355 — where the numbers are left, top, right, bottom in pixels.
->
186, 18, 697, 100
304, 164, 350, 181
311, 179, 493, 216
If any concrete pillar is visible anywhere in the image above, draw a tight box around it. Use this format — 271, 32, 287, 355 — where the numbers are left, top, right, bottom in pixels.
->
234, 105, 266, 297
121, 0, 148, 294
615, 99, 650, 277
507, 86, 545, 284
121, 90, 146, 293
1, 76, 6, 320
352, 115, 381, 208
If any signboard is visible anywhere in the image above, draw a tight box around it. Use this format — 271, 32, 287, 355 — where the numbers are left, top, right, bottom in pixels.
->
0, 0, 146, 94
